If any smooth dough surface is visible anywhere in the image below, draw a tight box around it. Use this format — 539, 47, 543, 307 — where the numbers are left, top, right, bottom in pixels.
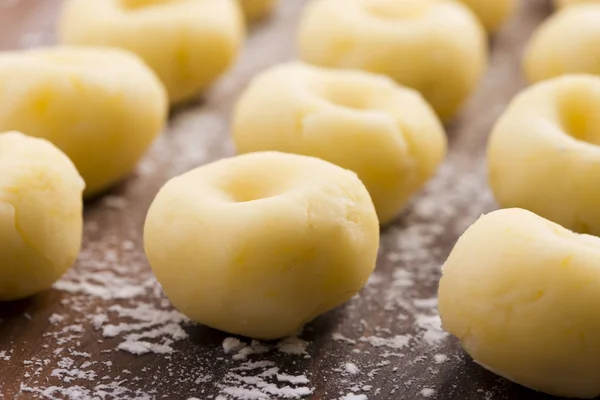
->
0, 46, 167, 197
58, 0, 244, 104
488, 74, 600, 235
297, 0, 488, 121
239, 0, 277, 20
232, 62, 447, 224
144, 151, 379, 339
457, 0, 515, 33
439, 208, 600, 399
0, 132, 84, 301
524, 4, 600, 83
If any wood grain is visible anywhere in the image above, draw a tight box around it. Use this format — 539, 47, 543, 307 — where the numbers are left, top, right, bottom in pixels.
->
0, 0, 568, 399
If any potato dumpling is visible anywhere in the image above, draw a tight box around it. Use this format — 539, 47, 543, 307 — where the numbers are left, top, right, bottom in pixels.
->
439, 208, 600, 399
0, 46, 167, 197
58, 0, 244, 105
232, 62, 447, 225
297, 0, 487, 121
524, 4, 600, 83
239, 0, 277, 21
488, 75, 600, 235
144, 151, 379, 339
0, 132, 84, 301
457, 0, 516, 33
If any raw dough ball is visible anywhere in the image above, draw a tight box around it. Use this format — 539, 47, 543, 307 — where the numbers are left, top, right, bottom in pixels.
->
457, 0, 516, 33
239, 0, 277, 20
232, 62, 447, 224
144, 151, 379, 339
555, 0, 598, 8
439, 208, 600, 399
58, 0, 244, 105
524, 4, 600, 83
488, 74, 600, 235
0, 46, 167, 197
0, 132, 84, 301
297, 0, 488, 121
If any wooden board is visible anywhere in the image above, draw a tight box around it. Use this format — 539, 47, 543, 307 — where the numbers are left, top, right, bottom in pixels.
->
0, 1, 565, 399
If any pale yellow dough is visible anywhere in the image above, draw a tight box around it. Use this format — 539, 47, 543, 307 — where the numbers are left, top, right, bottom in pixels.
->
457, 0, 515, 33
232, 62, 447, 224
525, 4, 600, 83
488, 75, 600, 235
0, 46, 167, 197
58, 0, 244, 105
239, 0, 277, 20
297, 0, 487, 121
439, 208, 600, 399
144, 152, 379, 339
0, 132, 84, 301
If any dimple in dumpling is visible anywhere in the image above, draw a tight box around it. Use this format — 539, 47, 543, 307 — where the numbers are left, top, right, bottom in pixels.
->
297, 0, 488, 121
488, 74, 600, 235
232, 62, 447, 224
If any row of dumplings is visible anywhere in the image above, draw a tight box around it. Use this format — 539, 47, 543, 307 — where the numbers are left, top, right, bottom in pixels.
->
0, 0, 502, 324
3, 0, 599, 202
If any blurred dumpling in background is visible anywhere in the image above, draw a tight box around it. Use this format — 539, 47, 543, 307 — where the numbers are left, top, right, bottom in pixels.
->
58, 0, 245, 105
524, 4, 600, 83
0, 46, 167, 196
298, 0, 488, 121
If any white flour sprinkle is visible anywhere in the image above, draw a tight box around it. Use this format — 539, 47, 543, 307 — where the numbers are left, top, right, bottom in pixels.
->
421, 388, 436, 397
102, 195, 128, 210
53, 270, 150, 300
344, 362, 360, 375
48, 314, 65, 325
229, 340, 270, 361
100, 304, 189, 355
223, 338, 245, 354
359, 335, 412, 350
216, 336, 314, 398
413, 298, 438, 309
221, 335, 310, 362
7, 233, 192, 398
218, 359, 313, 399
434, 354, 448, 364
277, 336, 310, 355
332, 333, 357, 345
341, 394, 368, 400
415, 315, 449, 346
276, 374, 310, 385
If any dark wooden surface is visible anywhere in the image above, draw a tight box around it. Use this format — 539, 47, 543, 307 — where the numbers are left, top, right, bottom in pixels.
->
0, 1, 571, 399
